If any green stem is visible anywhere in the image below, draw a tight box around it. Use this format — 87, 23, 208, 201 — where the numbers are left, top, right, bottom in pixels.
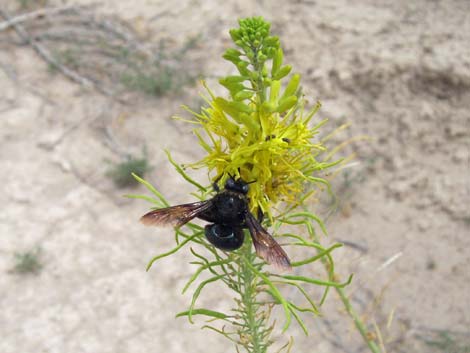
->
312, 233, 382, 353
335, 286, 382, 353
238, 238, 268, 353
250, 46, 266, 105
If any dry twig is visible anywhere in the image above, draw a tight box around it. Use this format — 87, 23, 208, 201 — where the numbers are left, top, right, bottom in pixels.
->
0, 8, 114, 96
0, 5, 76, 32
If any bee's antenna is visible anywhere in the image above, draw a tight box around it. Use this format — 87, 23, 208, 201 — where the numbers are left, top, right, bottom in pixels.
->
246, 179, 257, 184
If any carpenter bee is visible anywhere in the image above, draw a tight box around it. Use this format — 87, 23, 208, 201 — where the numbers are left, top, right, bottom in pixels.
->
140, 177, 291, 271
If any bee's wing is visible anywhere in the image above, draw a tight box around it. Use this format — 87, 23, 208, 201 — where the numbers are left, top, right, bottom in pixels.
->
245, 212, 292, 271
140, 200, 212, 228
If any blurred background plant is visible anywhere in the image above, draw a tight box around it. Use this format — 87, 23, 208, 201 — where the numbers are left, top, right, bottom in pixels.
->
0, 4, 201, 98
11, 247, 42, 275
106, 149, 152, 188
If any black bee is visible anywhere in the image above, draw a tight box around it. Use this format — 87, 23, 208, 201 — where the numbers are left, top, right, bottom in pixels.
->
140, 177, 291, 271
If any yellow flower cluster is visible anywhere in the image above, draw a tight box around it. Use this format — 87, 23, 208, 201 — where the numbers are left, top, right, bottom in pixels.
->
186, 83, 337, 219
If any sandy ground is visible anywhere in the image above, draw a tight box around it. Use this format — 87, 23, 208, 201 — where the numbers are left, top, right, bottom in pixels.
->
1, 1, 469, 352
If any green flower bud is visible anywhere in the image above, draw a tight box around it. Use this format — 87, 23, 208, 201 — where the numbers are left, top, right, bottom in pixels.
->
273, 65, 292, 80
229, 29, 241, 42
271, 48, 283, 76
234, 90, 254, 101
223, 49, 242, 64
215, 97, 252, 118
276, 96, 297, 113
261, 101, 276, 113
219, 79, 245, 94
269, 80, 281, 104
237, 61, 250, 76
281, 73, 300, 100
222, 75, 248, 83
249, 71, 259, 80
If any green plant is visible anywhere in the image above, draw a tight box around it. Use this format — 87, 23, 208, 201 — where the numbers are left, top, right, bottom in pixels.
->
107, 154, 151, 188
120, 37, 199, 96
422, 331, 470, 353
128, 17, 378, 353
47, 48, 81, 74
12, 248, 42, 274
17, 0, 46, 9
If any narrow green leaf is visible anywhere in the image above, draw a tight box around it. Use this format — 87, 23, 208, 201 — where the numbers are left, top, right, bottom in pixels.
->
278, 273, 353, 288
182, 258, 232, 294
123, 193, 162, 206
280, 212, 328, 235
176, 308, 229, 320
188, 275, 225, 323
291, 243, 342, 267
289, 304, 309, 336
131, 173, 170, 207
165, 150, 207, 192
146, 233, 200, 271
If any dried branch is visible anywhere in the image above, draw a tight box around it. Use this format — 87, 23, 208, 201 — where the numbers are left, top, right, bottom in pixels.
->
0, 5, 76, 32
0, 8, 114, 96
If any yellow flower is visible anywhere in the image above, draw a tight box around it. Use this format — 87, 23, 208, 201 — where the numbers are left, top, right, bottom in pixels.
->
185, 82, 339, 220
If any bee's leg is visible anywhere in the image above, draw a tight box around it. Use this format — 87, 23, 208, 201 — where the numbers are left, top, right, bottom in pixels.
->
257, 209, 264, 223
212, 174, 222, 192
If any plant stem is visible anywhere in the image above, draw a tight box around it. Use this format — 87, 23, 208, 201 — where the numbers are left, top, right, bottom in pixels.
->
250, 46, 266, 105
335, 286, 382, 353
239, 238, 268, 353
314, 236, 382, 353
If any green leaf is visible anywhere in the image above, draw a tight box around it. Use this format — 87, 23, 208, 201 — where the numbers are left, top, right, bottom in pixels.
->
279, 273, 353, 288
165, 150, 207, 192
146, 233, 200, 271
130, 173, 169, 207
123, 193, 162, 206
182, 258, 232, 294
280, 212, 328, 235
291, 243, 343, 267
188, 275, 225, 323
176, 308, 229, 320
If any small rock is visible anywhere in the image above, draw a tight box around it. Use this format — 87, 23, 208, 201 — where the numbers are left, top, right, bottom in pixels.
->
420, 102, 435, 120
51, 153, 71, 173
416, 217, 431, 231
37, 131, 63, 151
452, 146, 468, 163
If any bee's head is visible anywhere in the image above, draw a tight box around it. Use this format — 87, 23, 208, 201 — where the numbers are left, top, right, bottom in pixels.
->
225, 177, 249, 194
